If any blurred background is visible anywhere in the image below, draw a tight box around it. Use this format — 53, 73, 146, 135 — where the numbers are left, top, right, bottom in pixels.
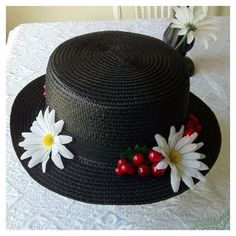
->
6, 6, 230, 39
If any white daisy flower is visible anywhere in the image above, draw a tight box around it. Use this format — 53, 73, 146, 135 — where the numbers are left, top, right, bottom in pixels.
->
153, 126, 209, 193
170, 6, 218, 49
19, 107, 74, 173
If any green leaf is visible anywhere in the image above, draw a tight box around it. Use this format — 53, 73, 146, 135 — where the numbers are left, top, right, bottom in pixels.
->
120, 145, 150, 162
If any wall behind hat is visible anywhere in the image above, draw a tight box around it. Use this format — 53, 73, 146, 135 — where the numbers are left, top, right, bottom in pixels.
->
6, 6, 230, 40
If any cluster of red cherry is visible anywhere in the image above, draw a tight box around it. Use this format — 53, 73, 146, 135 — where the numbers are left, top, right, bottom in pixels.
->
115, 150, 165, 177
184, 114, 202, 136
43, 84, 46, 97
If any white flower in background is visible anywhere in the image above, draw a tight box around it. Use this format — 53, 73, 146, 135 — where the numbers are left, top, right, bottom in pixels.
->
170, 6, 218, 49
19, 107, 74, 173
153, 126, 209, 193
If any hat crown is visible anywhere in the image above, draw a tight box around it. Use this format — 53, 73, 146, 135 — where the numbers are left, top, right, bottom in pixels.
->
46, 31, 189, 154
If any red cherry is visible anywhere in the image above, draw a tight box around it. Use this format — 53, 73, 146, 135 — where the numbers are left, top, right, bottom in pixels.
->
43, 91, 46, 97
188, 114, 199, 124
148, 150, 162, 163
184, 128, 195, 136
151, 164, 165, 176
117, 158, 127, 167
127, 165, 136, 175
132, 153, 145, 165
120, 163, 132, 174
43, 84, 46, 89
195, 124, 202, 133
186, 120, 195, 130
115, 167, 123, 176
137, 164, 150, 177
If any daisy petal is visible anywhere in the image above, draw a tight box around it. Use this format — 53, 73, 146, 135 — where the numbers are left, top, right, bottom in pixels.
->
178, 28, 188, 35
168, 126, 176, 145
170, 163, 178, 176
52, 153, 64, 169
36, 111, 48, 132
183, 6, 193, 21
44, 107, 50, 121
43, 107, 51, 132
182, 174, 195, 189
179, 143, 197, 154
30, 123, 45, 136
197, 26, 218, 31
197, 18, 217, 27
178, 125, 185, 139
48, 110, 55, 134
179, 165, 196, 176
170, 18, 184, 27
193, 10, 206, 23
170, 23, 183, 29
169, 133, 179, 149
58, 135, 73, 144
170, 170, 181, 193
198, 162, 209, 171
155, 134, 169, 153
192, 169, 206, 181
176, 132, 198, 150
189, 132, 198, 143
23, 137, 42, 145
20, 149, 35, 160
19, 141, 42, 149
42, 151, 50, 173
28, 148, 46, 168
181, 159, 201, 168
21, 144, 42, 151
182, 152, 201, 160
187, 31, 194, 44
55, 120, 64, 136
175, 136, 190, 151
173, 7, 189, 24
39, 149, 51, 173
22, 132, 40, 139
152, 146, 167, 157
155, 159, 168, 170
58, 144, 74, 159
52, 144, 59, 156
28, 157, 42, 168
193, 142, 204, 152
19, 141, 27, 147
199, 153, 206, 159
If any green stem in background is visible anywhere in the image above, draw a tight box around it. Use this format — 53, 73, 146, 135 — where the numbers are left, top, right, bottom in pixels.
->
175, 30, 190, 50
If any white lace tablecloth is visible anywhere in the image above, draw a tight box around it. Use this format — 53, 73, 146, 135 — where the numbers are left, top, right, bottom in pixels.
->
6, 17, 230, 230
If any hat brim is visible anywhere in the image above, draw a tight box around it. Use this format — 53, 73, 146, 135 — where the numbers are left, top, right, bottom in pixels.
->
10, 75, 221, 205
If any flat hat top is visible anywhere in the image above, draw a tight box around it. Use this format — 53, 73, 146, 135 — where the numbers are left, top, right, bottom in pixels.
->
46, 31, 188, 105
45, 31, 190, 148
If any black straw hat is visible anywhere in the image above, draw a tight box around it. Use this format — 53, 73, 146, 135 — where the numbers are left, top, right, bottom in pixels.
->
10, 31, 221, 205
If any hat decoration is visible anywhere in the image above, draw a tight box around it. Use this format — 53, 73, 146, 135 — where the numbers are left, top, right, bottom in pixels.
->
19, 86, 207, 193
170, 6, 218, 50
163, 6, 218, 77
114, 113, 207, 193
19, 107, 74, 173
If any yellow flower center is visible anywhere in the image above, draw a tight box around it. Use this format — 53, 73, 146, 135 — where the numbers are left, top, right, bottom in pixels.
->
169, 149, 182, 164
42, 133, 54, 148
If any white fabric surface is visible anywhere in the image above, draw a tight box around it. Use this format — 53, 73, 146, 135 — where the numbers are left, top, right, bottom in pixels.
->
6, 17, 230, 230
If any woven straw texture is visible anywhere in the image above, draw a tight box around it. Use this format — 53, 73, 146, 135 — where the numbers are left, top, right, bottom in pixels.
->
10, 77, 221, 205
46, 31, 189, 156
10, 31, 221, 204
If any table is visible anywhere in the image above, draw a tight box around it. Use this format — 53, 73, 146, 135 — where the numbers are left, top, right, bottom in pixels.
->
6, 17, 230, 230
